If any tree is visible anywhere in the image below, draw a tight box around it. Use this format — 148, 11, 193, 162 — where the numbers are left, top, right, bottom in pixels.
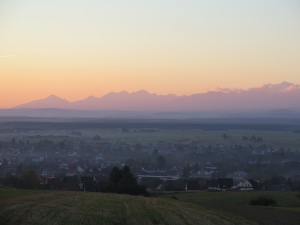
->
287, 178, 292, 187
108, 167, 124, 192
2, 158, 8, 166
258, 144, 268, 150
16, 163, 24, 175
153, 178, 162, 187
21, 170, 40, 189
251, 134, 255, 140
135, 143, 142, 150
93, 135, 101, 141
270, 176, 286, 185
152, 149, 158, 157
92, 166, 98, 174
157, 155, 166, 170
84, 168, 90, 174
182, 166, 191, 178
125, 158, 137, 167
4, 175, 22, 188
62, 176, 69, 182
118, 172, 138, 194
164, 180, 185, 191
223, 134, 228, 139
69, 175, 79, 182
122, 128, 129, 133
59, 142, 65, 149
199, 179, 207, 190
106, 166, 148, 196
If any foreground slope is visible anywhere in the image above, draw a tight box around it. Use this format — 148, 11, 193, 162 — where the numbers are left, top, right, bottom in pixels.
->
0, 188, 254, 225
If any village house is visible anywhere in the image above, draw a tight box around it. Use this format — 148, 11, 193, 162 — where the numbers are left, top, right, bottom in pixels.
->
206, 178, 234, 191
66, 169, 78, 176
237, 179, 258, 191
41, 168, 54, 178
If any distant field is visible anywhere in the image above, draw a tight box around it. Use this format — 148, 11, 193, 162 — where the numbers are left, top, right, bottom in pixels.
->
1, 128, 300, 150
0, 188, 255, 225
159, 191, 300, 209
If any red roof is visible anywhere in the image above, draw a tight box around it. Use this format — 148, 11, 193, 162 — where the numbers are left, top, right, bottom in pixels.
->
46, 178, 60, 184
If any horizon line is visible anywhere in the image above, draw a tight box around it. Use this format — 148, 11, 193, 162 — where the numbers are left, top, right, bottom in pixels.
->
8, 81, 300, 109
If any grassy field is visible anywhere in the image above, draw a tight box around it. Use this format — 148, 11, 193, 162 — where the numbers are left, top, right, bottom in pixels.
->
1, 129, 300, 150
159, 191, 300, 210
0, 187, 258, 225
158, 191, 300, 225
1, 187, 300, 225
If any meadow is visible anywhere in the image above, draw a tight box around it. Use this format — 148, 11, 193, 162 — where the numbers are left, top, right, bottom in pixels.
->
0, 187, 256, 225
1, 187, 300, 225
157, 191, 300, 225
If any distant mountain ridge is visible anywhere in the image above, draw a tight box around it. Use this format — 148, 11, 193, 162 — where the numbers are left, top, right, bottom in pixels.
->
13, 82, 300, 111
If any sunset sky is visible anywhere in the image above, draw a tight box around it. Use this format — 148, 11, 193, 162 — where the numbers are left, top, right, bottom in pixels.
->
1, 0, 300, 108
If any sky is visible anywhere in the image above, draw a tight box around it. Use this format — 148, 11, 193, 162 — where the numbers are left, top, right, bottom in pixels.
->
1, 0, 300, 108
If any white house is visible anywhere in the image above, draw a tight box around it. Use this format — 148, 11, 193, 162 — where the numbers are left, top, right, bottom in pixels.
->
237, 179, 254, 191
77, 166, 85, 174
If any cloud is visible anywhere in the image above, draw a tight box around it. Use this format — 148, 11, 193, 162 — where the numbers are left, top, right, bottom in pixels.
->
215, 81, 300, 94
214, 86, 244, 93
248, 82, 300, 93
0, 55, 16, 58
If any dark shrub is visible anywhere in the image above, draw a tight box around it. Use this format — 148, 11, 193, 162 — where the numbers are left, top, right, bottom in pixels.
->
249, 196, 277, 206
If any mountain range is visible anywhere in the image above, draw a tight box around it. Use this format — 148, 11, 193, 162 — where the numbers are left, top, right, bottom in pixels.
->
12, 82, 300, 112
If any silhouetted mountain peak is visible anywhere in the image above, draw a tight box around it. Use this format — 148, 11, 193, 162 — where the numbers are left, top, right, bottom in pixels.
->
46, 95, 64, 100
85, 95, 97, 100
12, 81, 300, 111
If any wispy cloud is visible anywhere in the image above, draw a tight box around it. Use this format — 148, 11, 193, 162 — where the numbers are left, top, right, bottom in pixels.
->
215, 86, 244, 93
0, 55, 16, 58
214, 81, 300, 94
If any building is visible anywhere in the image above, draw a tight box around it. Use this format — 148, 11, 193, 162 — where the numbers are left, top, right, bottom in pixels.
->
237, 179, 258, 191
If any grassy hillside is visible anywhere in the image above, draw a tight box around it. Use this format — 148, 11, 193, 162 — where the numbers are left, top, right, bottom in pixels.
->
0, 188, 255, 225
1, 188, 300, 225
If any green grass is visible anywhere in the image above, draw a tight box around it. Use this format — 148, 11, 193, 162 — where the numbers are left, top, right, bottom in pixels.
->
159, 191, 300, 211
0, 188, 256, 225
157, 191, 300, 225
0, 186, 47, 198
